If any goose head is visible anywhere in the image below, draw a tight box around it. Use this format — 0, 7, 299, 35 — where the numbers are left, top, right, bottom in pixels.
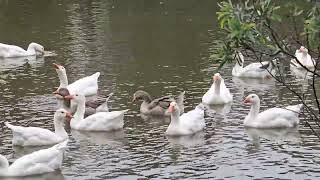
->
243, 94, 260, 105
213, 73, 222, 83
53, 88, 70, 99
167, 101, 180, 115
298, 46, 308, 55
132, 90, 152, 103
54, 108, 73, 121
64, 93, 85, 104
28, 42, 44, 56
53, 63, 68, 88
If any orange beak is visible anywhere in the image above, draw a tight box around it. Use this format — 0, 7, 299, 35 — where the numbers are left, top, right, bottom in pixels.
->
64, 95, 74, 100
213, 75, 220, 81
53, 63, 61, 69
243, 98, 251, 104
299, 47, 304, 53
66, 112, 73, 119
168, 105, 175, 113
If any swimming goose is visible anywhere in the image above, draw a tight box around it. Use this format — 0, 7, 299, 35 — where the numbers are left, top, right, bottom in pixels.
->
85, 92, 114, 115
55, 88, 113, 116
53, 63, 102, 114
64, 94, 128, 131
232, 51, 276, 78
5, 109, 71, 146
166, 102, 205, 136
0, 42, 44, 58
202, 73, 232, 105
132, 90, 185, 116
290, 46, 315, 70
53, 63, 100, 96
0, 140, 67, 177
243, 94, 303, 128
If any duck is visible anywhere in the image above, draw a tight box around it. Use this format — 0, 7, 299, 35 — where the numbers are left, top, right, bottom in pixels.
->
243, 94, 303, 128
290, 46, 315, 70
5, 109, 71, 146
166, 102, 205, 136
202, 73, 233, 105
132, 90, 185, 116
232, 51, 276, 78
64, 93, 128, 131
0, 140, 67, 177
0, 42, 44, 58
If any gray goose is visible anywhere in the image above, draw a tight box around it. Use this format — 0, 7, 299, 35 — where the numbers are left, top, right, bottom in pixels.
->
132, 90, 185, 116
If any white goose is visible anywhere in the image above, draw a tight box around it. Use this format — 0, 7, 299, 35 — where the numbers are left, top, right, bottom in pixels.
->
53, 63, 100, 113
166, 102, 205, 136
53, 63, 100, 96
0, 42, 44, 58
65, 94, 128, 131
243, 94, 303, 128
5, 109, 71, 146
202, 73, 232, 105
0, 140, 67, 177
291, 46, 315, 70
232, 51, 276, 78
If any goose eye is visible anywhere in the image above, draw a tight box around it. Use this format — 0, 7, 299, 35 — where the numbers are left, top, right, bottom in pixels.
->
61, 112, 64, 114
251, 95, 254, 98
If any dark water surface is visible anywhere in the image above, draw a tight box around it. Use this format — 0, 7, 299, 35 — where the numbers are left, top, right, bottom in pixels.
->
0, 0, 320, 179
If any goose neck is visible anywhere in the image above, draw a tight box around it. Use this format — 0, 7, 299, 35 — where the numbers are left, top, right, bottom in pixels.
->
53, 116, 68, 139
57, 70, 68, 88
248, 101, 260, 119
214, 80, 221, 95
0, 155, 9, 173
170, 110, 180, 124
72, 99, 85, 126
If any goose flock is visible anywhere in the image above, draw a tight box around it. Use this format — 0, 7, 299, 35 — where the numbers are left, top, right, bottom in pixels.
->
0, 42, 309, 177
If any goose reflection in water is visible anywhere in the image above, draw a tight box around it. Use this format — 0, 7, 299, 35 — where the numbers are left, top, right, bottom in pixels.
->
71, 129, 126, 146
245, 127, 301, 147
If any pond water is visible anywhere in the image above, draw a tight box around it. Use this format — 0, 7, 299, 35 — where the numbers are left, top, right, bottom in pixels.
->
0, 0, 320, 179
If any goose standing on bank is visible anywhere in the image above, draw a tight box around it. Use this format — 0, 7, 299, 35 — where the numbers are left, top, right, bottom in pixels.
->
0, 42, 44, 58
5, 109, 71, 146
0, 140, 68, 177
166, 102, 205, 136
243, 94, 303, 128
232, 51, 276, 78
64, 94, 128, 131
132, 90, 185, 116
202, 73, 232, 105
290, 46, 315, 70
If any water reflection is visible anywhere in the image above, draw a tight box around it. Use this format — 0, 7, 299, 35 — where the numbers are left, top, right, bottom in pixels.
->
167, 131, 205, 148
0, 171, 64, 180
245, 127, 301, 147
232, 76, 276, 93
71, 129, 126, 146
0, 56, 44, 71
205, 103, 232, 117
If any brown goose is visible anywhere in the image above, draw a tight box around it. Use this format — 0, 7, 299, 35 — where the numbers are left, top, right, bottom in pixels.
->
132, 90, 185, 116
54, 88, 113, 116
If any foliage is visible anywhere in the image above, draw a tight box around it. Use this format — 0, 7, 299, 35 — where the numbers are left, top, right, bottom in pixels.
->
216, 0, 320, 135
